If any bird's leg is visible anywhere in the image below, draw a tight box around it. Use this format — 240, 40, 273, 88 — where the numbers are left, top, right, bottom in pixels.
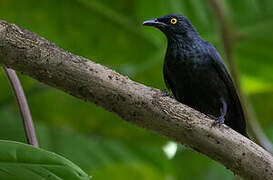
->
211, 97, 227, 126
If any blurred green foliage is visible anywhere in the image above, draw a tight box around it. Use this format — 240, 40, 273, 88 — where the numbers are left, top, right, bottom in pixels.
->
0, 0, 272, 179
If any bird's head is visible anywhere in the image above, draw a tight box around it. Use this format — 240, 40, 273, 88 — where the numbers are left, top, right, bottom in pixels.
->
143, 14, 197, 40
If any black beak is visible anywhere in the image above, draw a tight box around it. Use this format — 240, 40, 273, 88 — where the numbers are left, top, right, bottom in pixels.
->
142, 19, 165, 27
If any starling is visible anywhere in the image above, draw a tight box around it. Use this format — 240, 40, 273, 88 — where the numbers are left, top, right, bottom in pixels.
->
143, 14, 248, 137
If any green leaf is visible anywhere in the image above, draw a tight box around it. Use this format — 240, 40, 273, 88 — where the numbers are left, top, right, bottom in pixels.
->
0, 140, 90, 180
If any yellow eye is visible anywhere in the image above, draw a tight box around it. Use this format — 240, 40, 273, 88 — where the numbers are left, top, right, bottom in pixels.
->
170, 18, 177, 24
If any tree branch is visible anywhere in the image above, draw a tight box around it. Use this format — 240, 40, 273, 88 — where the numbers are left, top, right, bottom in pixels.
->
0, 20, 272, 180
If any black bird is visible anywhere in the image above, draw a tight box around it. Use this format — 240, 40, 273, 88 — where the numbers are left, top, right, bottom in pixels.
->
143, 14, 248, 137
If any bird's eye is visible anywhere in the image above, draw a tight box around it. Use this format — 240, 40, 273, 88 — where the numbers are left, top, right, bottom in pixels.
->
170, 18, 177, 24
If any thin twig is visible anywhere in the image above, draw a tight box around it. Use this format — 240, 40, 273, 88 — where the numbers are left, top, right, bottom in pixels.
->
3, 67, 38, 147
209, 0, 273, 153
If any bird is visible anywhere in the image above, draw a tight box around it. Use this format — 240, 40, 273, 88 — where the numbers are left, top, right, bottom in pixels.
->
143, 14, 248, 137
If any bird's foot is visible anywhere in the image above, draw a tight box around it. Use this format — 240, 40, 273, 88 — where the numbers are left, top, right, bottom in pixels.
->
208, 114, 225, 127
162, 89, 174, 98
162, 89, 169, 96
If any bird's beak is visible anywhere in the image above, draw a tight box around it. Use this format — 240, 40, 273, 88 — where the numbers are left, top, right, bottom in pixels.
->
142, 19, 165, 27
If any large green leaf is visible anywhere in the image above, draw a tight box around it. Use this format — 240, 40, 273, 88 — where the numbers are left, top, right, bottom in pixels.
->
0, 140, 90, 180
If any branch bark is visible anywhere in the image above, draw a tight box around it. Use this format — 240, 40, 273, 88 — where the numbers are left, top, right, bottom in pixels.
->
0, 20, 272, 180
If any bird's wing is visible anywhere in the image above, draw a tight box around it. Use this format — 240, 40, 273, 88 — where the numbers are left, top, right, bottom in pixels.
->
163, 63, 171, 90
207, 43, 247, 136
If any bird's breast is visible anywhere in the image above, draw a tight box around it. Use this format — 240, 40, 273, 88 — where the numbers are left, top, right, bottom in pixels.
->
164, 53, 227, 115
165, 48, 206, 69
164, 50, 223, 93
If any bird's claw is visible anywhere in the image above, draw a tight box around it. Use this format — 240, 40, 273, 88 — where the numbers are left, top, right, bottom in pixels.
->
208, 114, 225, 127
211, 116, 225, 127
162, 89, 175, 98
163, 89, 169, 96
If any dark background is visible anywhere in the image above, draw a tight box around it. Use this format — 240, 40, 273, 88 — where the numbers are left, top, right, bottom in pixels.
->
0, 0, 272, 179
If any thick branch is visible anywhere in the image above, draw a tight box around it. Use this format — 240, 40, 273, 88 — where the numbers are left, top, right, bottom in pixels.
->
0, 20, 272, 180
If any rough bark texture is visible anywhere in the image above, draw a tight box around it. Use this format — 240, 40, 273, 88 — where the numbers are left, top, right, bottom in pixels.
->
0, 20, 272, 180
